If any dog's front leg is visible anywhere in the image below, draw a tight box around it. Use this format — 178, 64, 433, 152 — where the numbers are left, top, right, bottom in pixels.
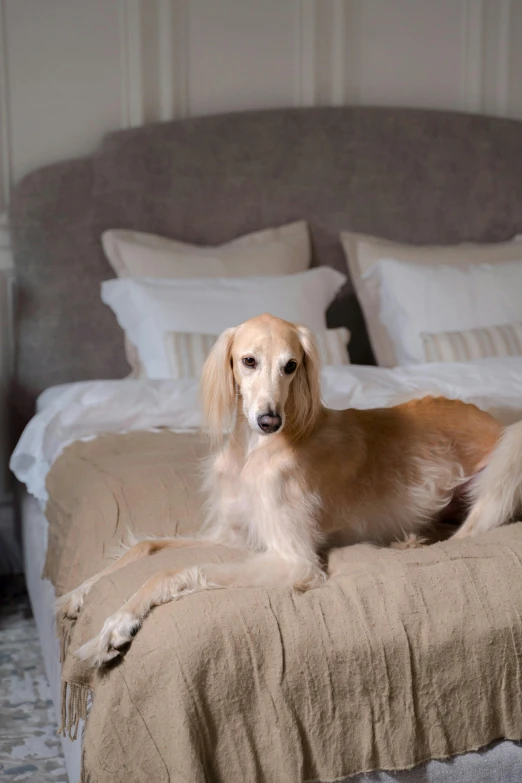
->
76, 548, 324, 668
76, 477, 325, 668
253, 474, 326, 587
55, 536, 215, 620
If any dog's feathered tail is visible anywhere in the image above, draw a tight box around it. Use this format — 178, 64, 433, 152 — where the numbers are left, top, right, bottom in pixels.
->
454, 420, 522, 538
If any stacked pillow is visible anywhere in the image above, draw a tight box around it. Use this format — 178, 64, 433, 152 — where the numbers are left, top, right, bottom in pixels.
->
101, 222, 349, 378
340, 232, 522, 366
102, 221, 311, 279
102, 219, 522, 373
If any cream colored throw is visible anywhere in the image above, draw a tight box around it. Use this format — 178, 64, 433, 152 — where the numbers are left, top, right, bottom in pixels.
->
48, 431, 522, 783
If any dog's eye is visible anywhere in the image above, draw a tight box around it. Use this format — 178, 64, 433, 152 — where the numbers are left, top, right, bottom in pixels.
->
284, 360, 297, 375
242, 357, 256, 369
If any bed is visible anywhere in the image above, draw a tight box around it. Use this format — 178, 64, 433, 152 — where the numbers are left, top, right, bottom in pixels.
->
8, 106, 522, 782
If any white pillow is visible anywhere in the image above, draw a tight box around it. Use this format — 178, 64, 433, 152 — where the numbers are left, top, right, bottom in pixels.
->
102, 221, 310, 278
366, 257, 522, 364
101, 267, 346, 378
102, 221, 311, 375
340, 231, 522, 367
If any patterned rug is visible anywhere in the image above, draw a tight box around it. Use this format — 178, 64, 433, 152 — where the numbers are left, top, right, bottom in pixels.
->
0, 577, 68, 782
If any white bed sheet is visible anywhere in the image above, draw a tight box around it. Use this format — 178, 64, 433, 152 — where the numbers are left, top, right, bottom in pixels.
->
12, 357, 522, 505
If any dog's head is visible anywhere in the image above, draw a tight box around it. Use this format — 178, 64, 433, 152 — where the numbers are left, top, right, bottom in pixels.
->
201, 313, 321, 442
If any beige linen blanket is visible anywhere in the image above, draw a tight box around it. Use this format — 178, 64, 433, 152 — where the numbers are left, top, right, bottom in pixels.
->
48, 431, 522, 783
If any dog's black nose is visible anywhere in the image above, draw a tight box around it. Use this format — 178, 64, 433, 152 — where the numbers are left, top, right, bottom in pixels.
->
257, 412, 282, 434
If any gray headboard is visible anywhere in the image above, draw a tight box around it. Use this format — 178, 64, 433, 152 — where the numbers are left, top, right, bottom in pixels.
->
9, 105, 522, 423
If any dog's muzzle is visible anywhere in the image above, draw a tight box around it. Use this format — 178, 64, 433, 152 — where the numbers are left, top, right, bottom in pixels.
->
257, 411, 282, 434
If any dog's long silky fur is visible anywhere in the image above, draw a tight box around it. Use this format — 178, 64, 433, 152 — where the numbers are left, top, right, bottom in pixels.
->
63, 314, 522, 667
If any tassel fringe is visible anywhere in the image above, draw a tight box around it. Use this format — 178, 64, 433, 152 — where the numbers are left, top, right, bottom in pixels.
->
58, 679, 90, 741
56, 613, 73, 664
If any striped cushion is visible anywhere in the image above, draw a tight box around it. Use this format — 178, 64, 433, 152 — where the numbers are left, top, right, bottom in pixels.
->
314, 328, 351, 367
422, 323, 522, 363
164, 327, 350, 379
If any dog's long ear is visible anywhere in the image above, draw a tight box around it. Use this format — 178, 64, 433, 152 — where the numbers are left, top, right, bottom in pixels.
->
201, 327, 237, 442
290, 326, 322, 439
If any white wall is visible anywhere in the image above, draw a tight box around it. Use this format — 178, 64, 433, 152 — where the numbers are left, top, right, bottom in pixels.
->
1, 0, 522, 214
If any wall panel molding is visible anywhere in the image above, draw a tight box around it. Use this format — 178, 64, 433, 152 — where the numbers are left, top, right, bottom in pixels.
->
294, 0, 360, 108
157, 0, 174, 119
96, 1, 522, 130
159, 0, 189, 120
507, 0, 522, 119
119, 0, 189, 125
341, 0, 361, 105
294, 0, 317, 106
460, 0, 484, 112
461, 0, 521, 119
495, 0, 512, 115
0, 212, 12, 272
315, 0, 333, 105
0, 0, 12, 212
330, 0, 346, 105
173, 0, 190, 119
119, 0, 144, 127
2, 0, 522, 198
480, 0, 512, 116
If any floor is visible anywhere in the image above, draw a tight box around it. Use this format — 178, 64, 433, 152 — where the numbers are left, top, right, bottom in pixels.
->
0, 577, 68, 782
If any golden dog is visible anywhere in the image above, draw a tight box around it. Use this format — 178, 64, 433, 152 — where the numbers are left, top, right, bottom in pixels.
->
58, 314, 521, 667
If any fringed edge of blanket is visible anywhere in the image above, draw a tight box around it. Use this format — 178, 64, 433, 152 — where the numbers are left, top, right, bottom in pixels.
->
55, 612, 92, 742
59, 679, 94, 783
56, 612, 74, 663
58, 679, 90, 741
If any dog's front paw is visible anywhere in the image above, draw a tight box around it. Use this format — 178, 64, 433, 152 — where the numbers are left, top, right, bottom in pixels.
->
55, 584, 91, 620
75, 611, 142, 668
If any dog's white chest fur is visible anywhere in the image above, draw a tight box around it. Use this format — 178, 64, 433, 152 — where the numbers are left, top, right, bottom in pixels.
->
205, 435, 304, 553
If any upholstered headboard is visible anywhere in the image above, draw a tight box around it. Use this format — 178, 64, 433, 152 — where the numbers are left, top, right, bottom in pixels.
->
9, 105, 522, 422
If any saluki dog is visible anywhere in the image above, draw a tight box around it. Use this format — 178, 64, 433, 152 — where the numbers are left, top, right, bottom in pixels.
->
59, 314, 522, 667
